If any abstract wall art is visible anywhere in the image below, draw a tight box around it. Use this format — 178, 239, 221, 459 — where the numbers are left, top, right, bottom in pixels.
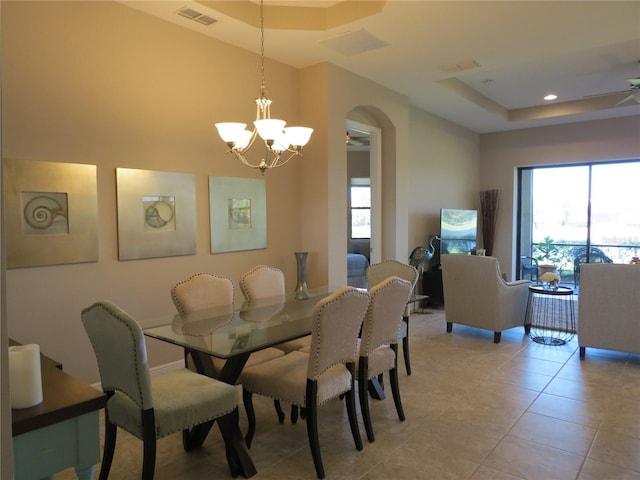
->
3, 158, 98, 268
116, 168, 196, 260
209, 176, 266, 253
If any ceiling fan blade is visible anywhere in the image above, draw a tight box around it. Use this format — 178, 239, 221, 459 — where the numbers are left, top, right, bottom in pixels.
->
616, 94, 635, 106
583, 90, 630, 100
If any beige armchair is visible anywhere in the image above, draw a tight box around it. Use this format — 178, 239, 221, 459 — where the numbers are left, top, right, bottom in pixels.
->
441, 254, 531, 343
578, 263, 640, 358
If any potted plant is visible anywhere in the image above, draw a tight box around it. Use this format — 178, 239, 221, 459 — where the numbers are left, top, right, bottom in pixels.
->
534, 236, 560, 276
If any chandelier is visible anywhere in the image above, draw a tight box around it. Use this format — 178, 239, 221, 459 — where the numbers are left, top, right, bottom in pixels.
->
215, 0, 313, 174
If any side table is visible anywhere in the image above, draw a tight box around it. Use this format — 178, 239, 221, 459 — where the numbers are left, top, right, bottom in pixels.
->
525, 285, 576, 345
12, 358, 106, 479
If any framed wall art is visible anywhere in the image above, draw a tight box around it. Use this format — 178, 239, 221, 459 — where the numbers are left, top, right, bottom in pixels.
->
116, 168, 196, 260
209, 176, 266, 253
3, 158, 98, 268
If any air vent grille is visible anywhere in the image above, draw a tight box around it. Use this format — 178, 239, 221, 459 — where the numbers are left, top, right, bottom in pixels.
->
177, 7, 217, 26
439, 59, 481, 74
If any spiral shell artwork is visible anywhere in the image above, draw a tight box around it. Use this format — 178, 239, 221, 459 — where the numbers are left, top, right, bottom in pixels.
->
23, 194, 68, 233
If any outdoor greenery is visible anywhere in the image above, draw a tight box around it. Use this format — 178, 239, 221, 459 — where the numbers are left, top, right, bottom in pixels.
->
531, 239, 640, 286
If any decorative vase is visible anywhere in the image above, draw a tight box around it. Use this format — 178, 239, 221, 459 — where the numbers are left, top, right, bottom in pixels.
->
294, 251, 309, 300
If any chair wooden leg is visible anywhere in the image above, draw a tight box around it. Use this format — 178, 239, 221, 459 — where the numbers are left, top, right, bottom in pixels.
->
345, 384, 363, 450
291, 405, 299, 424
305, 380, 325, 479
358, 357, 375, 443
141, 409, 157, 480
98, 416, 117, 480
524, 323, 531, 334
493, 331, 502, 343
402, 325, 411, 375
273, 399, 285, 424
446, 321, 453, 333
389, 345, 405, 422
579, 346, 586, 359
243, 389, 257, 449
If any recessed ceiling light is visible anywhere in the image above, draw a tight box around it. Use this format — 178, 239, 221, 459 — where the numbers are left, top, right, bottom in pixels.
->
544, 94, 558, 101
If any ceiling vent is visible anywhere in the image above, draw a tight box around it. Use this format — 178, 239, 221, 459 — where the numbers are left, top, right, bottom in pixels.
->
177, 7, 217, 26
439, 59, 481, 74
320, 29, 389, 57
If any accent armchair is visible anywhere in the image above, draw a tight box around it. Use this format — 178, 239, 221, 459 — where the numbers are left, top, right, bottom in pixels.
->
578, 263, 640, 358
441, 254, 531, 343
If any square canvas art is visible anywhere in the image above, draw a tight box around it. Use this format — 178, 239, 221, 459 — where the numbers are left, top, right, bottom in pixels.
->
3, 159, 98, 268
209, 176, 266, 253
116, 168, 196, 260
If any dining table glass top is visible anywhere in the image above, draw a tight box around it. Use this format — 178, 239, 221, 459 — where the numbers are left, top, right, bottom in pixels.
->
143, 287, 333, 359
143, 287, 428, 360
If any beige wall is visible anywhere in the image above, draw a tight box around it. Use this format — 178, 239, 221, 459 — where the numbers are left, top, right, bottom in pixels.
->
480, 116, 640, 279
408, 106, 480, 262
1, 0, 306, 382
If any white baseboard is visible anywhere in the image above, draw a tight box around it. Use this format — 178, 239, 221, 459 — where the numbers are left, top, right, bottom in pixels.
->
90, 359, 184, 390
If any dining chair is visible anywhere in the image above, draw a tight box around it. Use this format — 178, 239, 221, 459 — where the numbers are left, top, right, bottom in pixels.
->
366, 260, 418, 375
171, 272, 285, 376
358, 276, 412, 443
239, 265, 312, 348
240, 265, 312, 423
241, 286, 370, 479
81, 300, 242, 480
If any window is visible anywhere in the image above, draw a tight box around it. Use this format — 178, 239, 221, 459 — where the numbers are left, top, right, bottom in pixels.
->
350, 178, 370, 239
517, 160, 640, 285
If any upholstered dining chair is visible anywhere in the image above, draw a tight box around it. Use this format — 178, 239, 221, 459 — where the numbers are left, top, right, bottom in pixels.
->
81, 301, 241, 480
239, 265, 312, 423
366, 260, 419, 375
358, 276, 412, 443
171, 272, 284, 376
441, 254, 531, 343
239, 265, 311, 351
241, 287, 370, 479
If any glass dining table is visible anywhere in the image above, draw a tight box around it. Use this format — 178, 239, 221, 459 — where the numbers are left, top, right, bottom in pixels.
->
143, 287, 333, 478
143, 286, 427, 477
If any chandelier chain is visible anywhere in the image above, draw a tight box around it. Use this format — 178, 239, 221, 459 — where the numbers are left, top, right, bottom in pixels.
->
214, 0, 312, 174
259, 0, 266, 98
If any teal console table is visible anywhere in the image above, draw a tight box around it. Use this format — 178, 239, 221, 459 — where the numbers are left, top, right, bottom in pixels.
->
11, 350, 106, 479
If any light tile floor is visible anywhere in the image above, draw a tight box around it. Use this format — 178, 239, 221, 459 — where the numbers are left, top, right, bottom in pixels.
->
59, 309, 640, 479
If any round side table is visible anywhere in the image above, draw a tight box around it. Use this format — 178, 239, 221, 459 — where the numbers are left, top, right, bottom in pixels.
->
525, 285, 576, 345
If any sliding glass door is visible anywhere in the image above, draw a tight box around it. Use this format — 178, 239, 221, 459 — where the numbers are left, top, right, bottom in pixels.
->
517, 160, 640, 286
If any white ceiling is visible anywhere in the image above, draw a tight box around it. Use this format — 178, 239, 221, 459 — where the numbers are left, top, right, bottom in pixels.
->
121, 0, 640, 134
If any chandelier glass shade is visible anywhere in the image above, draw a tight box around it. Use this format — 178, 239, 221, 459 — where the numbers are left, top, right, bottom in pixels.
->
215, 0, 313, 174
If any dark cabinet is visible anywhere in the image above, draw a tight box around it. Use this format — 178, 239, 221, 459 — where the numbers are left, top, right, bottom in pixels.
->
422, 269, 444, 306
